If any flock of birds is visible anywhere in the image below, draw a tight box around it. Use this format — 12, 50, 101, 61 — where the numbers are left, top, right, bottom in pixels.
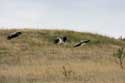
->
7, 31, 90, 47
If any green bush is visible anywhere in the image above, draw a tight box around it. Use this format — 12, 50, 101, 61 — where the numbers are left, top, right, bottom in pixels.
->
113, 47, 125, 69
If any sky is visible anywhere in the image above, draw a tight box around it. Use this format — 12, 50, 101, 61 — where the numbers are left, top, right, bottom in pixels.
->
0, 0, 125, 38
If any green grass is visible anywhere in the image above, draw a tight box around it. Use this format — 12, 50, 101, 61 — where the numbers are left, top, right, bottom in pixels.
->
0, 29, 125, 83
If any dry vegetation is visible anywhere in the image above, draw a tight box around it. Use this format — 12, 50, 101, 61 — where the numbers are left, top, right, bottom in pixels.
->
0, 29, 125, 83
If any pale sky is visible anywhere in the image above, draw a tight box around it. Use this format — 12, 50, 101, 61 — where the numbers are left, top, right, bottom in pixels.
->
0, 0, 125, 38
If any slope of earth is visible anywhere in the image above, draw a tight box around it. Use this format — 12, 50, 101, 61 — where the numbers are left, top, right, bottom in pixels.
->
0, 29, 125, 83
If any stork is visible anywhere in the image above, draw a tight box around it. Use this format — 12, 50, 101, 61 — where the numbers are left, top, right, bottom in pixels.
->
7, 31, 22, 40
54, 36, 67, 44
74, 40, 90, 47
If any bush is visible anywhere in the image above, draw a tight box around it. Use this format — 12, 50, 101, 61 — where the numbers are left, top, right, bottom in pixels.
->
113, 47, 125, 69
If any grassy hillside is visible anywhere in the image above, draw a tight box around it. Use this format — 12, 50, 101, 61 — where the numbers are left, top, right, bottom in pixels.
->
0, 29, 125, 83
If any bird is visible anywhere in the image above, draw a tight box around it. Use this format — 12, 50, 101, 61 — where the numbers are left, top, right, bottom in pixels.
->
54, 37, 63, 44
62, 36, 67, 43
74, 40, 90, 47
54, 36, 68, 44
7, 31, 22, 40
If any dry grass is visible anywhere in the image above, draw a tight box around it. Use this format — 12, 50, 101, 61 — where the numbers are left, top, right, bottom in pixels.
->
0, 29, 125, 83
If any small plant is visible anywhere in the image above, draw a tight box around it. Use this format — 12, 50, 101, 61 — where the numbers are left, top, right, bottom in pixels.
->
62, 65, 73, 79
113, 47, 125, 69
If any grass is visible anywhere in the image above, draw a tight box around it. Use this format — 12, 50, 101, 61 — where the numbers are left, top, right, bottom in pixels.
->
0, 29, 125, 83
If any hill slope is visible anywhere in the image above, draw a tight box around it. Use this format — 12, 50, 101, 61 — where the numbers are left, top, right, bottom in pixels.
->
0, 29, 125, 83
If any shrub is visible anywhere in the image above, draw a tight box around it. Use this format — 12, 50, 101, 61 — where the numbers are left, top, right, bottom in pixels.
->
113, 47, 125, 69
